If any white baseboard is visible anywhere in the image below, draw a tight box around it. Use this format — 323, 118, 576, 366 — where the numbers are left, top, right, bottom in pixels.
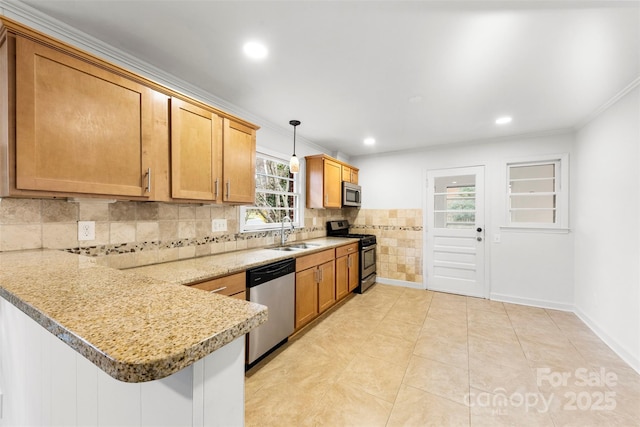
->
376, 277, 425, 290
490, 292, 574, 312
574, 306, 640, 374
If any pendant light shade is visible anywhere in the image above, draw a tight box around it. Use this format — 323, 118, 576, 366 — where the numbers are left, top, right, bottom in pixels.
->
289, 120, 301, 174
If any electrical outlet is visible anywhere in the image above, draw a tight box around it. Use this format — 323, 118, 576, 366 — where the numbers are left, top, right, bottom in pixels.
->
212, 219, 227, 232
78, 221, 96, 241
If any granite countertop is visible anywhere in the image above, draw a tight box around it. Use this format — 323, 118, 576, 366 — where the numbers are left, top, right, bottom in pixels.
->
0, 237, 357, 384
0, 249, 267, 383
127, 237, 359, 285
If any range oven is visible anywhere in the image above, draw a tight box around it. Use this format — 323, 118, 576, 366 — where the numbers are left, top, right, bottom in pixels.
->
327, 220, 376, 293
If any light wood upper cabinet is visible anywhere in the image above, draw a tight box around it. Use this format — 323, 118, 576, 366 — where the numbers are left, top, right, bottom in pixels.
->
341, 165, 359, 184
306, 155, 342, 209
222, 118, 256, 204
13, 35, 164, 198
171, 97, 222, 201
305, 154, 360, 209
0, 17, 258, 203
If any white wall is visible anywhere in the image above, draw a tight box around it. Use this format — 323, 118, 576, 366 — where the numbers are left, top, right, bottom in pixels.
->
353, 132, 575, 309
573, 86, 640, 371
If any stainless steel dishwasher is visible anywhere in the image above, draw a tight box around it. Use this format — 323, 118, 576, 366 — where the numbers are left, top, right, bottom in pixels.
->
246, 258, 296, 366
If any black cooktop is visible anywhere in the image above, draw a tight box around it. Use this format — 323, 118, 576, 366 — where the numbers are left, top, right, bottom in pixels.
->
326, 221, 376, 245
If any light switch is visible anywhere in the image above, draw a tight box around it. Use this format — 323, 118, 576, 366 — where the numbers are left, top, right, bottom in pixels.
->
212, 219, 227, 232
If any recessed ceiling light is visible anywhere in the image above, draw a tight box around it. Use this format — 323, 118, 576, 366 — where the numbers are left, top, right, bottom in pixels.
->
243, 41, 268, 60
364, 137, 375, 146
495, 116, 512, 125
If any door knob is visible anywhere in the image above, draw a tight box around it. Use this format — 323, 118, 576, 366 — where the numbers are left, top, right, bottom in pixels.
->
476, 227, 483, 233
477, 237, 483, 242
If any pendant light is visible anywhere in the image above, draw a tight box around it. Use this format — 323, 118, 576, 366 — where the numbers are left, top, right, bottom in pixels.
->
289, 120, 301, 174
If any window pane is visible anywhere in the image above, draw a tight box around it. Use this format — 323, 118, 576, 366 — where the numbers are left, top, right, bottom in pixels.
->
435, 212, 476, 229
510, 194, 556, 209
509, 164, 555, 180
242, 153, 300, 231
510, 178, 555, 193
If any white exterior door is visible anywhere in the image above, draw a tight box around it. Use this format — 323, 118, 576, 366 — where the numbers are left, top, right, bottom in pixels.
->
426, 166, 486, 298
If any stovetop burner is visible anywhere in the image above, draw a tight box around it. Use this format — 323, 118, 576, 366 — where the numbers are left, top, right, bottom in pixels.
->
326, 221, 376, 245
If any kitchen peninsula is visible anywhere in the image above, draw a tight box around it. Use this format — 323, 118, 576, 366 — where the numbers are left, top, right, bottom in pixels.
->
0, 237, 358, 426
0, 249, 266, 427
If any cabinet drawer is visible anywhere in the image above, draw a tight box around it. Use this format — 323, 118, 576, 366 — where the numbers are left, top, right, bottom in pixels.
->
190, 272, 245, 296
296, 249, 334, 272
231, 290, 246, 300
336, 243, 358, 258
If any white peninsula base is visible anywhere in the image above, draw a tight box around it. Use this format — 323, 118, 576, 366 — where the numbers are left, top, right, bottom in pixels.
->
0, 298, 246, 427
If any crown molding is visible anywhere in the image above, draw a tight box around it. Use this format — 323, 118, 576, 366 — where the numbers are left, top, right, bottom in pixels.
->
0, 0, 326, 153
574, 76, 640, 130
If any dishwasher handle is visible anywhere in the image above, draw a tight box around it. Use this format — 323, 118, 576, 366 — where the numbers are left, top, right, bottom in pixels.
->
247, 258, 296, 288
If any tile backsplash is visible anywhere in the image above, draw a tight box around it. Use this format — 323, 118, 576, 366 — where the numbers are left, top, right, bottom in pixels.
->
0, 198, 354, 269
0, 198, 422, 284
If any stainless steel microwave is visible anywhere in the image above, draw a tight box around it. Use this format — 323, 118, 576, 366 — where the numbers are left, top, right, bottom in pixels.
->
342, 182, 361, 207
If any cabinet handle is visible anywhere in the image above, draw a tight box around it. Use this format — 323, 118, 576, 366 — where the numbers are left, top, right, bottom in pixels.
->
314, 269, 318, 283
319, 268, 323, 282
348, 257, 351, 268
347, 247, 354, 252
325, 195, 328, 205
144, 168, 151, 193
209, 286, 227, 294
214, 179, 219, 199
226, 180, 230, 198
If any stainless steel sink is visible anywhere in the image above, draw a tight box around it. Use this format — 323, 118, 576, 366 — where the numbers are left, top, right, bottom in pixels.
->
268, 242, 320, 251
286, 243, 320, 249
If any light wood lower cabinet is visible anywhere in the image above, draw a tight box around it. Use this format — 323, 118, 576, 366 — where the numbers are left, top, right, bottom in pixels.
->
336, 242, 359, 299
188, 272, 246, 300
295, 249, 335, 330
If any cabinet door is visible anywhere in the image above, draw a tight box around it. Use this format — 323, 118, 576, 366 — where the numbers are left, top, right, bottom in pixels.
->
15, 36, 154, 197
317, 260, 336, 314
323, 159, 342, 208
350, 169, 359, 185
171, 97, 221, 201
295, 268, 318, 329
335, 255, 349, 301
223, 118, 255, 203
348, 252, 360, 292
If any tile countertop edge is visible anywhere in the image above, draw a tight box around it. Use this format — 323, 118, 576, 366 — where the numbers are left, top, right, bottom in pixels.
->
0, 250, 268, 383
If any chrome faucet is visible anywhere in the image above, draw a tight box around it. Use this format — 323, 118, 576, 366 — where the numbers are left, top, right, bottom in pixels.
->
281, 216, 294, 246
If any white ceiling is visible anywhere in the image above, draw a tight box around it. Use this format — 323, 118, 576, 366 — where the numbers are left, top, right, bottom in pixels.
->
13, 0, 640, 158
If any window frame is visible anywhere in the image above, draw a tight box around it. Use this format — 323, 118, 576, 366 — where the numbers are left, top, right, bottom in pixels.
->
239, 150, 302, 233
504, 153, 569, 231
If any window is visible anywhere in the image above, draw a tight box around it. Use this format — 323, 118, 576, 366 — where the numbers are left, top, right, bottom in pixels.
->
240, 152, 301, 232
434, 182, 476, 229
506, 154, 568, 229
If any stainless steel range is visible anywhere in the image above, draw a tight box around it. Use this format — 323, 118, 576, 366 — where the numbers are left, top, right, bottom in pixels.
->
326, 220, 377, 293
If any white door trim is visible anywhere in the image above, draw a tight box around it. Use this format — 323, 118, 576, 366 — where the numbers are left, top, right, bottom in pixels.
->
423, 165, 490, 298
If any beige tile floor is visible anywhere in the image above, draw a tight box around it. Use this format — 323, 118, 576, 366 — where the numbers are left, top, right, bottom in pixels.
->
245, 285, 640, 426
